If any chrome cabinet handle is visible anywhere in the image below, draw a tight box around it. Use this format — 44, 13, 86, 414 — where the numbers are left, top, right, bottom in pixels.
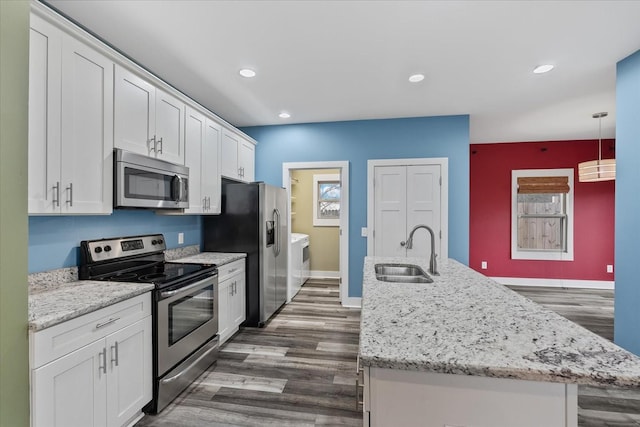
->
148, 135, 156, 153
99, 348, 107, 374
66, 183, 73, 206
96, 317, 119, 329
400, 241, 406, 247
206, 196, 210, 210
110, 341, 119, 367
356, 362, 364, 409
52, 182, 60, 207
203, 197, 207, 210
157, 137, 163, 154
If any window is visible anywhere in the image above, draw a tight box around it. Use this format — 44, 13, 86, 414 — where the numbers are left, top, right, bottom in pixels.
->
313, 174, 340, 226
511, 169, 574, 261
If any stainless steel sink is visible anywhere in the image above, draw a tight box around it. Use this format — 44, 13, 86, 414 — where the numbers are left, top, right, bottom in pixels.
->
374, 263, 433, 283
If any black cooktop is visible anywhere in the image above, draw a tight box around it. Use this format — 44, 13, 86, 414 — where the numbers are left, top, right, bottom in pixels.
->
104, 262, 213, 286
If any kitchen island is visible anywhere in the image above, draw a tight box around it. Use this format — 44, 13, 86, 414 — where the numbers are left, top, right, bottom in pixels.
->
359, 256, 640, 427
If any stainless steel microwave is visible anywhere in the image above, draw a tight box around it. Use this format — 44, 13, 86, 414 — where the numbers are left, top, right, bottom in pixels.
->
114, 148, 189, 209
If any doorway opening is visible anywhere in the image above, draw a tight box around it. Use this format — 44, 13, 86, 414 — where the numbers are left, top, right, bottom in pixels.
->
283, 161, 350, 307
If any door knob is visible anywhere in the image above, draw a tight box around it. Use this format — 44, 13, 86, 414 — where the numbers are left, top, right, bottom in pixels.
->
400, 241, 406, 247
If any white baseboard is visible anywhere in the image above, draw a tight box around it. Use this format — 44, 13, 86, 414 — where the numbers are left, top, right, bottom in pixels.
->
342, 296, 362, 308
310, 270, 340, 279
492, 276, 615, 290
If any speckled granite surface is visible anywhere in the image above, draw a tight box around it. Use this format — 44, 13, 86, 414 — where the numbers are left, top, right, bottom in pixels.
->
171, 252, 246, 266
165, 245, 200, 261
29, 267, 79, 293
359, 256, 640, 388
29, 281, 154, 332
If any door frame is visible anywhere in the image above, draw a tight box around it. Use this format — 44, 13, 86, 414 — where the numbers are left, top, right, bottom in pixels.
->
367, 158, 449, 258
282, 161, 351, 307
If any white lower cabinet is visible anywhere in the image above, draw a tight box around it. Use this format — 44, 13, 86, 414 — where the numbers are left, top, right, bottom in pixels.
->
30, 293, 152, 427
217, 260, 246, 344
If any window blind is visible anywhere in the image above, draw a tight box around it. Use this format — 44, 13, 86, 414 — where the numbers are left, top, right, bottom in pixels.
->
517, 176, 570, 194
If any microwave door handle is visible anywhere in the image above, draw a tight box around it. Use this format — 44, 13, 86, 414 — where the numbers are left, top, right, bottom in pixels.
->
171, 175, 183, 203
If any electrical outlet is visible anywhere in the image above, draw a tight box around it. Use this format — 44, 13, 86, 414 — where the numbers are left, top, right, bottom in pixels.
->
481, 261, 488, 270
607, 264, 614, 273
361, 227, 368, 237
178, 232, 184, 244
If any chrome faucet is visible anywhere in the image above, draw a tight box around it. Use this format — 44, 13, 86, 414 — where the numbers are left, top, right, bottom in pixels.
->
405, 224, 439, 275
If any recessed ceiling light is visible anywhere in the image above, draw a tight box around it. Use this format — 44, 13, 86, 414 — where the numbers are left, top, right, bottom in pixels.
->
279, 112, 291, 119
533, 64, 554, 74
239, 68, 256, 78
408, 73, 425, 83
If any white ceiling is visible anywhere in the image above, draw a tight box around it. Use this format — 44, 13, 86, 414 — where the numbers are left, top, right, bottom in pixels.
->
45, 0, 640, 143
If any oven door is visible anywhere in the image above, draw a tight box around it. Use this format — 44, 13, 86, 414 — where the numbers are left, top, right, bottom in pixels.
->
156, 273, 218, 375
115, 149, 189, 209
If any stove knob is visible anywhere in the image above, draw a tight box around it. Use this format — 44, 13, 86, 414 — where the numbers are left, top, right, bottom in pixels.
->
158, 239, 164, 244
151, 240, 157, 245
94, 247, 102, 254
104, 245, 112, 252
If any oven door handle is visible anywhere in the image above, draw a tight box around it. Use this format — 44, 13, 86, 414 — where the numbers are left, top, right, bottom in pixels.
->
159, 342, 218, 385
159, 275, 216, 299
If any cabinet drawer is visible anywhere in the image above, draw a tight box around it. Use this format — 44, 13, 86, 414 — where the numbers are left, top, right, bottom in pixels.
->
218, 259, 245, 282
31, 292, 151, 368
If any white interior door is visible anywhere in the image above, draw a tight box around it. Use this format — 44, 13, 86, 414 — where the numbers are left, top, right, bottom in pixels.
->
374, 166, 407, 257
406, 165, 441, 260
372, 162, 442, 260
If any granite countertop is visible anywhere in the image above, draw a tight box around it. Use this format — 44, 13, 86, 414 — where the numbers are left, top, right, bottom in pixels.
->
171, 252, 246, 266
359, 256, 640, 388
29, 281, 154, 332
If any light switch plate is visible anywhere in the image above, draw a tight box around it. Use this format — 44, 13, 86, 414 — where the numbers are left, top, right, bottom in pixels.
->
361, 227, 368, 237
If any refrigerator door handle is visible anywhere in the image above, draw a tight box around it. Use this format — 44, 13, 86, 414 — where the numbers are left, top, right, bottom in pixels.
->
273, 208, 281, 256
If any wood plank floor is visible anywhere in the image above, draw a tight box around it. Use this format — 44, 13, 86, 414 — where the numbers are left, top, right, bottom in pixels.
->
137, 278, 362, 427
138, 281, 640, 426
508, 285, 640, 427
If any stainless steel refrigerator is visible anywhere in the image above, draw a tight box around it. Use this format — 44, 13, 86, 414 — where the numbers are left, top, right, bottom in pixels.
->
203, 179, 288, 327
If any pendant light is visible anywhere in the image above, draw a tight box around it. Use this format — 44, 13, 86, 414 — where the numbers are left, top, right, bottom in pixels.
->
578, 112, 616, 182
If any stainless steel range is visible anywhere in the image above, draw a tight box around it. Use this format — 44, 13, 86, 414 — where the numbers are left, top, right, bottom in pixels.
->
79, 234, 219, 414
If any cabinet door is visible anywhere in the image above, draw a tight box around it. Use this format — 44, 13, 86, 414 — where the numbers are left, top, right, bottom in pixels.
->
184, 107, 206, 214
28, 15, 62, 214
114, 66, 155, 157
60, 36, 114, 214
217, 279, 232, 344
106, 317, 152, 427
155, 89, 185, 164
238, 137, 255, 182
221, 130, 239, 180
231, 272, 246, 327
203, 118, 222, 214
32, 339, 107, 427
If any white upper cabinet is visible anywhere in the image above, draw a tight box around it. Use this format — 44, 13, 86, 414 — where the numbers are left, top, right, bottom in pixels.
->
221, 128, 255, 182
29, 14, 113, 215
203, 118, 222, 213
184, 107, 221, 215
114, 65, 185, 164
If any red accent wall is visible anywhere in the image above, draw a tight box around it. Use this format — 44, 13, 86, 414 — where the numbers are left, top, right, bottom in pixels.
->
469, 140, 615, 281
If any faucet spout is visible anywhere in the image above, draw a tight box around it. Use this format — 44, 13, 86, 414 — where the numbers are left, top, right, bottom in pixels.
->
405, 224, 439, 275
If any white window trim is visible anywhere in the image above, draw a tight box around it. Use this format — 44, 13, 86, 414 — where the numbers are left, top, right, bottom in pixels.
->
511, 168, 574, 261
313, 173, 340, 227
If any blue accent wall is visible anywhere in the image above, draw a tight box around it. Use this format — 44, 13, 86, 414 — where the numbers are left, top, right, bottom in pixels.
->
29, 211, 201, 273
614, 49, 640, 355
242, 115, 470, 298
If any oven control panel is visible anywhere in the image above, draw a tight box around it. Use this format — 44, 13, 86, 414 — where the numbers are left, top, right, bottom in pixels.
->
82, 234, 167, 263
